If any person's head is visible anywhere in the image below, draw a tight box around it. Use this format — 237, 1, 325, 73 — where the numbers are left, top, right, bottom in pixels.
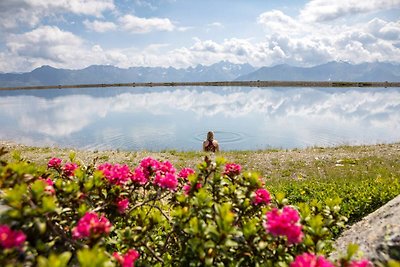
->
207, 131, 214, 141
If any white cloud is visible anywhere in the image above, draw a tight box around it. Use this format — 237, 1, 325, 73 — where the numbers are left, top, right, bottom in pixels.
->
119, 14, 175, 33
6, 26, 83, 64
300, 0, 400, 22
0, 0, 115, 29
83, 19, 117, 32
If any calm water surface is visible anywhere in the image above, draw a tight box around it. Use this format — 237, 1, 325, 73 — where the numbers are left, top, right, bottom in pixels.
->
0, 86, 399, 151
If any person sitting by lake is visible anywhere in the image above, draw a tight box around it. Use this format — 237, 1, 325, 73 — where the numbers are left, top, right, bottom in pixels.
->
203, 131, 220, 152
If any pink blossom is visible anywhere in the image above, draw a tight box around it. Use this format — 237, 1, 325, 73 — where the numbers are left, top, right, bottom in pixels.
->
290, 253, 335, 267
348, 260, 373, 267
0, 225, 26, 249
178, 168, 195, 179
183, 182, 202, 195
116, 198, 130, 214
113, 249, 140, 267
139, 157, 160, 178
97, 163, 132, 185
158, 160, 176, 174
264, 206, 303, 245
253, 188, 271, 206
154, 172, 178, 190
47, 157, 62, 169
72, 212, 112, 239
131, 167, 148, 185
62, 162, 78, 177
38, 178, 55, 195
223, 163, 242, 177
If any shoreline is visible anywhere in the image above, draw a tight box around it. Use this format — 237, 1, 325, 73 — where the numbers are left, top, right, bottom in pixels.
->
1, 140, 399, 179
1, 80, 399, 91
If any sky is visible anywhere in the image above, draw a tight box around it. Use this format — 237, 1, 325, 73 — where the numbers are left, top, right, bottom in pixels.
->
0, 0, 399, 73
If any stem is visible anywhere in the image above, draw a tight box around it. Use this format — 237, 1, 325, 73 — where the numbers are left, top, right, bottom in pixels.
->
143, 243, 164, 264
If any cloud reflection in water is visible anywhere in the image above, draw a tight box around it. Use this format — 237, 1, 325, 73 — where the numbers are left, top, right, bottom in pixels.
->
0, 87, 399, 150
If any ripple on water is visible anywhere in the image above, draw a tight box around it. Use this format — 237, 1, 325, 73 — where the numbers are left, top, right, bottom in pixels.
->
193, 131, 247, 145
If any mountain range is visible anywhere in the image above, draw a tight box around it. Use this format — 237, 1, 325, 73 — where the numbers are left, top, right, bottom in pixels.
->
0, 61, 399, 87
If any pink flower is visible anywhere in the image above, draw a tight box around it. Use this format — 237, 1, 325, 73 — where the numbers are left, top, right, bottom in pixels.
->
0, 225, 26, 249
264, 206, 303, 245
290, 253, 335, 267
154, 172, 178, 190
116, 198, 130, 214
348, 260, 373, 267
223, 163, 242, 177
178, 168, 195, 179
253, 188, 271, 205
62, 162, 78, 177
72, 212, 112, 239
98, 163, 132, 185
113, 249, 140, 267
139, 157, 160, 178
158, 160, 176, 175
183, 182, 202, 195
38, 178, 55, 195
131, 167, 148, 185
48, 157, 62, 169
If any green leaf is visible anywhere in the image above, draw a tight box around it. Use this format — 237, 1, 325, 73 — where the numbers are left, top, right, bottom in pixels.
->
77, 246, 112, 267
4, 183, 27, 208
31, 180, 46, 199
68, 152, 76, 162
346, 243, 359, 260
42, 196, 57, 212
37, 252, 72, 267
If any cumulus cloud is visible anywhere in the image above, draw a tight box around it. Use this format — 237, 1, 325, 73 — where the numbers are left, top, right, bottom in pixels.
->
6, 26, 83, 65
119, 14, 175, 33
83, 19, 117, 32
0, 0, 115, 29
255, 3, 400, 66
300, 0, 400, 22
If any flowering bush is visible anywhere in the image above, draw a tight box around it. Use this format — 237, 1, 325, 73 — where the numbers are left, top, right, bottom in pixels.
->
0, 150, 388, 266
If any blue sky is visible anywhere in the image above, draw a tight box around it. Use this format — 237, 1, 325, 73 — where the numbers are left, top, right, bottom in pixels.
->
0, 0, 399, 72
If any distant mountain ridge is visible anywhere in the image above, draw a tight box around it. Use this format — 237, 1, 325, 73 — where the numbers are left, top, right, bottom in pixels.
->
0, 61, 399, 87
0, 61, 255, 87
236, 61, 400, 82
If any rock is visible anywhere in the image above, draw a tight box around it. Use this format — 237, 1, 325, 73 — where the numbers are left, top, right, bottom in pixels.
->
331, 195, 400, 263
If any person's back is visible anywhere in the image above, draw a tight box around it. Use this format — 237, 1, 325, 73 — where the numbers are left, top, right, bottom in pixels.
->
203, 131, 219, 152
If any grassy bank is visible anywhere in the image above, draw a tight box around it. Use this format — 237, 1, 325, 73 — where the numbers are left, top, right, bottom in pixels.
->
2, 141, 400, 224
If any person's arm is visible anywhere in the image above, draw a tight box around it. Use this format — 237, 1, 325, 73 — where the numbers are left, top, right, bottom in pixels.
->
202, 141, 207, 151
214, 141, 220, 152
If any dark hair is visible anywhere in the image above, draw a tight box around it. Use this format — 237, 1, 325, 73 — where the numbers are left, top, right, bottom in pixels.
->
207, 131, 214, 141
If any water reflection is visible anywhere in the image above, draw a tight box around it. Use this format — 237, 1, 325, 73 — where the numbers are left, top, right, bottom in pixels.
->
0, 87, 399, 151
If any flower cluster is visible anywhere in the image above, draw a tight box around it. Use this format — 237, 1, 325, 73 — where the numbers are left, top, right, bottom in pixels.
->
131, 157, 178, 190
223, 163, 242, 177
291, 253, 334, 267
62, 162, 79, 177
178, 168, 195, 179
97, 163, 132, 185
72, 212, 112, 239
265, 206, 303, 244
113, 249, 140, 267
47, 157, 62, 169
290, 253, 372, 267
116, 198, 130, 214
0, 225, 26, 249
253, 188, 271, 205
